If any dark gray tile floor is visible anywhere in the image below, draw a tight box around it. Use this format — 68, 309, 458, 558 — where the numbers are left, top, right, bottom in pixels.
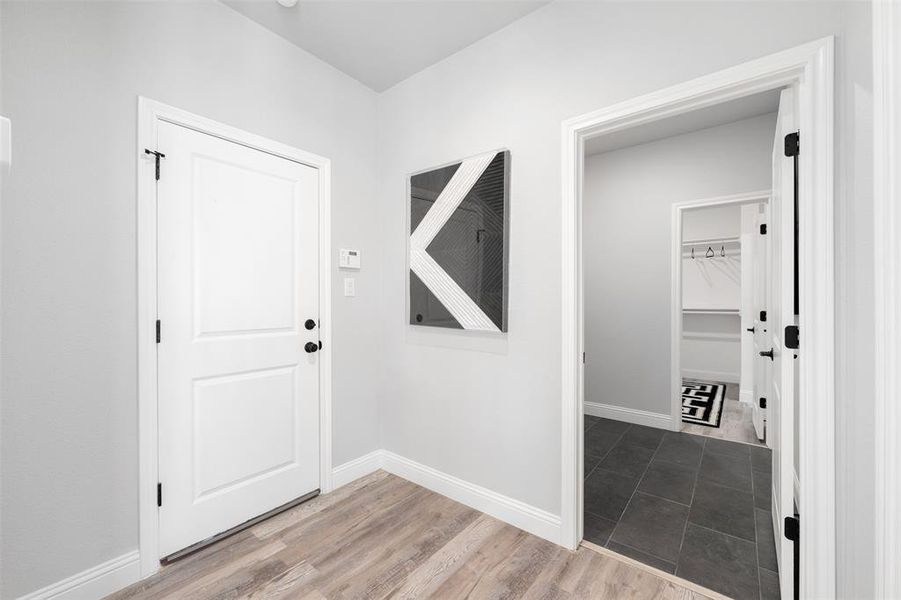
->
584, 415, 780, 600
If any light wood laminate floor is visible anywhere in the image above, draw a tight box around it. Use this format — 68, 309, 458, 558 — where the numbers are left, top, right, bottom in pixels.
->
681, 383, 765, 447
109, 471, 719, 600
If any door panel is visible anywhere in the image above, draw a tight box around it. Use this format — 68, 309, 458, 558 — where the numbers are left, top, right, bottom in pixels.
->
752, 210, 769, 442
739, 206, 757, 406
194, 155, 299, 335
770, 87, 798, 600
193, 367, 297, 499
157, 121, 320, 557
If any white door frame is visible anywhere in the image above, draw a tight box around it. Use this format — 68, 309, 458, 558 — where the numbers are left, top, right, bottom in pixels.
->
670, 191, 771, 429
561, 37, 835, 598
136, 97, 333, 577
873, 2, 901, 597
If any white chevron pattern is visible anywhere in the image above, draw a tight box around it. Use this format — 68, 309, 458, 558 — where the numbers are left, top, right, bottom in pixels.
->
410, 152, 500, 331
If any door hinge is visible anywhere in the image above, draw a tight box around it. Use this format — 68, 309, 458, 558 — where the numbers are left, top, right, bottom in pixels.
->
759, 310, 767, 322
156, 319, 161, 344
759, 397, 767, 409
784, 515, 800, 541
144, 149, 165, 181
157, 483, 163, 507
785, 514, 800, 600
760, 223, 767, 235
582, 352, 586, 364
785, 325, 799, 349
784, 131, 800, 157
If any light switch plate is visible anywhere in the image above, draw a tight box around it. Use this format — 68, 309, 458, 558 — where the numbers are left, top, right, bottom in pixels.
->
343, 277, 355, 297
339, 248, 361, 269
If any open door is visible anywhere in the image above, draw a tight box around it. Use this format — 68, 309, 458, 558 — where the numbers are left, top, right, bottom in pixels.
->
751, 208, 769, 442
739, 204, 759, 408
769, 86, 799, 600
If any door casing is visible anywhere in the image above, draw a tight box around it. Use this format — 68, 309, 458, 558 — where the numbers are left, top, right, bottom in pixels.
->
136, 97, 333, 577
873, 2, 901, 597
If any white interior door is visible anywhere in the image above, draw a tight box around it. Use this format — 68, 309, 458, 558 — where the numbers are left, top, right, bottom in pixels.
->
157, 121, 321, 557
739, 204, 759, 406
770, 87, 798, 600
751, 208, 769, 442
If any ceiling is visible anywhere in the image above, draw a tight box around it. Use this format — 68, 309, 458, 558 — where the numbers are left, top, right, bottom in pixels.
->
223, 1, 548, 92
584, 89, 782, 156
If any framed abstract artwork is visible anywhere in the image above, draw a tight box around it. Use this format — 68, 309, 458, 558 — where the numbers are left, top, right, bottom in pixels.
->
408, 149, 510, 332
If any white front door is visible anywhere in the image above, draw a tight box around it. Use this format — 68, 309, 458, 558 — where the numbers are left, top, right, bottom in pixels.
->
769, 87, 798, 600
156, 121, 321, 557
751, 209, 769, 442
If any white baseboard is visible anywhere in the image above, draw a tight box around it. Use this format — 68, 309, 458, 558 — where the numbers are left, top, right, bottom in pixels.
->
332, 449, 562, 545
739, 388, 754, 404
681, 369, 740, 384
331, 449, 384, 489
379, 450, 562, 545
18, 550, 141, 600
583, 401, 673, 431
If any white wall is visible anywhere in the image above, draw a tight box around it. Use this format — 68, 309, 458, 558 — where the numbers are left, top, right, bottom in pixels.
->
683, 203, 743, 240
682, 314, 742, 384
682, 204, 744, 384
376, 2, 873, 596
582, 115, 773, 415
0, 2, 382, 597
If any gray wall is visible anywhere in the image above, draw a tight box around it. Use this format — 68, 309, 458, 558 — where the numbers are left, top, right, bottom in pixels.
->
375, 2, 873, 597
582, 114, 775, 415
0, 2, 382, 597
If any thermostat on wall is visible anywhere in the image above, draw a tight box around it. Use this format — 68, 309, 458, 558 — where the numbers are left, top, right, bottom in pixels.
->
339, 248, 361, 270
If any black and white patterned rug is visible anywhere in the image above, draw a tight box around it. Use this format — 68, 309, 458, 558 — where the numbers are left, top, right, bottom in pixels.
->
682, 381, 725, 428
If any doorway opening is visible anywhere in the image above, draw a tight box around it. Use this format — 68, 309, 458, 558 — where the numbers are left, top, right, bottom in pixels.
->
561, 38, 835, 600
580, 97, 782, 596
677, 195, 769, 448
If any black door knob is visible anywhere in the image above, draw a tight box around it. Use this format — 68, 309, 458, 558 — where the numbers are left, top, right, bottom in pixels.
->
746, 327, 756, 333
304, 342, 319, 353
759, 348, 774, 360
305, 319, 316, 330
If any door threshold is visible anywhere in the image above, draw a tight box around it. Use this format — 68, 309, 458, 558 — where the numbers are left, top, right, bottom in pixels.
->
162, 489, 320, 564
579, 539, 730, 600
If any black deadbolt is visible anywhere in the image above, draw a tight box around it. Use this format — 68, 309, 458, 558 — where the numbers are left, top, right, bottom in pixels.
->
305, 319, 317, 330
304, 342, 319, 353
759, 348, 774, 360
746, 327, 756, 333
